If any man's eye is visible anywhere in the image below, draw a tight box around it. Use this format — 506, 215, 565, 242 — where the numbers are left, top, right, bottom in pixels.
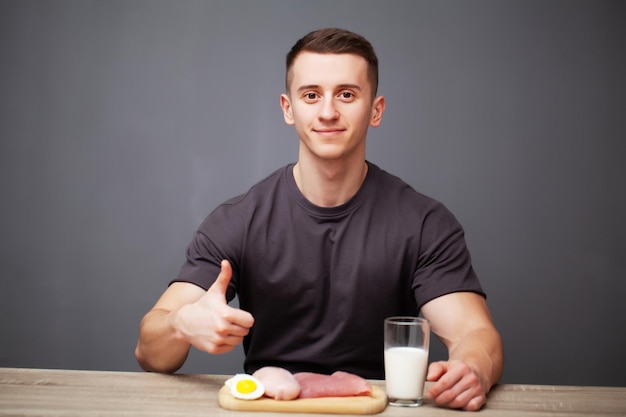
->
340, 92, 354, 99
305, 93, 317, 100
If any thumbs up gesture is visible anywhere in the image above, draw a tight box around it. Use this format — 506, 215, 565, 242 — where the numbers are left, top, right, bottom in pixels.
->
174, 260, 255, 354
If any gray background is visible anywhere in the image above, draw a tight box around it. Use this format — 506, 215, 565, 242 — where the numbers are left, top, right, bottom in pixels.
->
1, 0, 624, 387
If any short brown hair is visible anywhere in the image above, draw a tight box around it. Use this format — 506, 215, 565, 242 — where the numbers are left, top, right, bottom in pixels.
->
285, 28, 379, 96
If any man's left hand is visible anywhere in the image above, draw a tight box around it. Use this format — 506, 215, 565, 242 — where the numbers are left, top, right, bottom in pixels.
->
426, 360, 488, 411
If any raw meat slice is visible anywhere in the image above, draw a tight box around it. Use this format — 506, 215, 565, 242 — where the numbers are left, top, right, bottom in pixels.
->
294, 371, 372, 398
252, 366, 301, 400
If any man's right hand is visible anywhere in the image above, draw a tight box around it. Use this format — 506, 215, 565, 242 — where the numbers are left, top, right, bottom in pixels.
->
173, 259, 255, 354
135, 259, 254, 373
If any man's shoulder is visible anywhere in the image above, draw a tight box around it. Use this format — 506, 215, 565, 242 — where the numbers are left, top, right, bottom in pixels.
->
220, 164, 292, 207
198, 164, 292, 231
368, 162, 441, 207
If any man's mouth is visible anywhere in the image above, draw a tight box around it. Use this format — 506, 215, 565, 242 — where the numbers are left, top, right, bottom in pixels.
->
314, 128, 345, 134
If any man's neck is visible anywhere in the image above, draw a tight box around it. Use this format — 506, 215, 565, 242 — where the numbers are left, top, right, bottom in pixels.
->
293, 156, 368, 208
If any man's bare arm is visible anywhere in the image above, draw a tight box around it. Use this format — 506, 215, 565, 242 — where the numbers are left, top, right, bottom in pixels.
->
421, 292, 504, 411
135, 260, 254, 373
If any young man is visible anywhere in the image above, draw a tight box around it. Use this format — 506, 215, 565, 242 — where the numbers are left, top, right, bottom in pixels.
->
135, 28, 503, 411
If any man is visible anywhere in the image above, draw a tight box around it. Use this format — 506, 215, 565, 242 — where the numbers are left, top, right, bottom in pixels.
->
135, 28, 503, 411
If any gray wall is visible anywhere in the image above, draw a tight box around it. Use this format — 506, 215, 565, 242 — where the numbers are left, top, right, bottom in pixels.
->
1, 0, 624, 387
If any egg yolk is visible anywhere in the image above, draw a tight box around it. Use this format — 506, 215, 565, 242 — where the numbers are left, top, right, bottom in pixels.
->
236, 379, 257, 394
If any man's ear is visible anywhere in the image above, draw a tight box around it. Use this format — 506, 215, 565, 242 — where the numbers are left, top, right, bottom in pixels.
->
370, 95, 385, 127
280, 94, 295, 125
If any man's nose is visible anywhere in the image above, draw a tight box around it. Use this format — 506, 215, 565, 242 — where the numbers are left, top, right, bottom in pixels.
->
319, 98, 339, 120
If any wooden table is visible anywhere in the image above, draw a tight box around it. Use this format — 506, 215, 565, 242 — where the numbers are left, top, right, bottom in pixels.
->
1, 367, 625, 416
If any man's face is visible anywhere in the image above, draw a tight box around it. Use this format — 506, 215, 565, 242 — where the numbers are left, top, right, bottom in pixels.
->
281, 52, 384, 162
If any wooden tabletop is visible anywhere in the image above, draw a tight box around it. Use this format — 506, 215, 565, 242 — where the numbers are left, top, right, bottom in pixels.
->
1, 367, 625, 416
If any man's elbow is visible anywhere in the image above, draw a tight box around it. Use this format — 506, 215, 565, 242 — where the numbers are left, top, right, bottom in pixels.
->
134, 344, 182, 374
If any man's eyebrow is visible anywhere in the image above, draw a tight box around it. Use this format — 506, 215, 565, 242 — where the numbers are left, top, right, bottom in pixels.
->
295, 84, 363, 93
337, 84, 362, 91
296, 84, 320, 93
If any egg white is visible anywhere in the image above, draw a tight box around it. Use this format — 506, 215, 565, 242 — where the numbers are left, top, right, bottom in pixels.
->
225, 374, 265, 400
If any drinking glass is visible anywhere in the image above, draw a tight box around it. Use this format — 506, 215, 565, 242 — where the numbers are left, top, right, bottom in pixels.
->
384, 316, 430, 407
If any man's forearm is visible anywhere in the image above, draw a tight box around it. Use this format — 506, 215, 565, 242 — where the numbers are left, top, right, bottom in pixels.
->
449, 326, 504, 391
135, 309, 191, 373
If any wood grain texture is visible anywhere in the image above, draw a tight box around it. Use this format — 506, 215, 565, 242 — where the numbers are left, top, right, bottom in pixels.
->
1, 368, 626, 416
218, 384, 387, 414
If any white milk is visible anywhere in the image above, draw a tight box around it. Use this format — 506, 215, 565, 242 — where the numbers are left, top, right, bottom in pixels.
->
384, 346, 428, 400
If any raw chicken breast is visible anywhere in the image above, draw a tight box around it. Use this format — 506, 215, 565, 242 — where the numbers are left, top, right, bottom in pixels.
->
294, 371, 372, 398
252, 366, 301, 400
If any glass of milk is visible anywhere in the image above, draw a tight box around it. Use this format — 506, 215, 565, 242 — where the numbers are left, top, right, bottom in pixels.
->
384, 316, 430, 407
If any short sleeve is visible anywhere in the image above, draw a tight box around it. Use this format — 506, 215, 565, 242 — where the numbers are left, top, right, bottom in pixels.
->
412, 203, 485, 309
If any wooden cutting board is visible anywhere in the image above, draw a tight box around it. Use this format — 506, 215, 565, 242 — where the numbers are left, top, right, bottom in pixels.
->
218, 385, 387, 414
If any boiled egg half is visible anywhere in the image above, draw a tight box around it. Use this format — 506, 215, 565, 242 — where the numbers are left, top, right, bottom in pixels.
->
225, 374, 265, 400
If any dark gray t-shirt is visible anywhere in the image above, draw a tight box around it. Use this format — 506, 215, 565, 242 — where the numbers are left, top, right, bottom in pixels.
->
175, 161, 484, 379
